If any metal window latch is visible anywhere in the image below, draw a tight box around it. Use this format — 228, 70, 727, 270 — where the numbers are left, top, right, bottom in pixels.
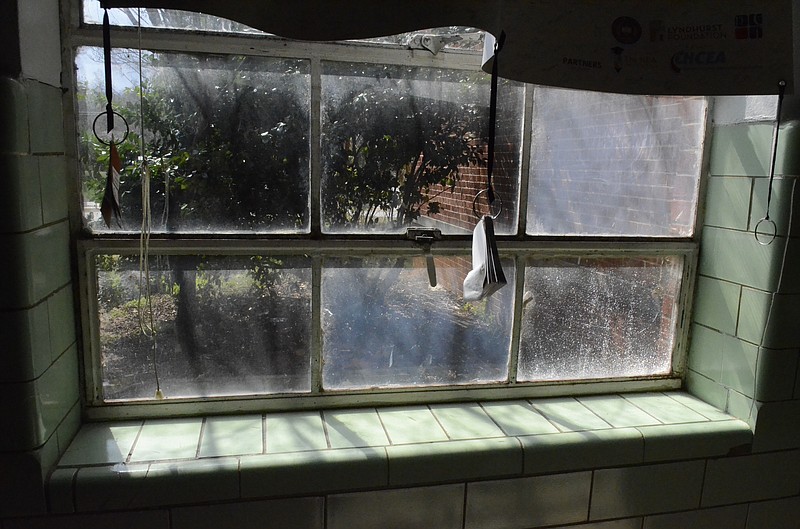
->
406, 228, 441, 287
407, 34, 462, 55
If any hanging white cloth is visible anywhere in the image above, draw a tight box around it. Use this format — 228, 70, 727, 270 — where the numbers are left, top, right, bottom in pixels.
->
463, 215, 506, 301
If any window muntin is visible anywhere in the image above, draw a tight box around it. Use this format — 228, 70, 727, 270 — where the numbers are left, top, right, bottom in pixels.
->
71, 8, 704, 409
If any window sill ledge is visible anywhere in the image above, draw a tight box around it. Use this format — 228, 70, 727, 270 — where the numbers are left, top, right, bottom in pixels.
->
48, 391, 752, 514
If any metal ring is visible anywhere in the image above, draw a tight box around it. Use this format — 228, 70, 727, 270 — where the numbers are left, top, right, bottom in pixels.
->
754, 217, 777, 246
472, 188, 503, 220
92, 111, 129, 145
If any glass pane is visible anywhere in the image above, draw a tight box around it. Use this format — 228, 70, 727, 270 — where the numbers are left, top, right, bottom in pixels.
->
518, 256, 683, 382
528, 87, 705, 236
76, 47, 310, 233
82, 5, 264, 34
321, 62, 523, 234
362, 27, 485, 52
322, 256, 514, 389
96, 254, 312, 400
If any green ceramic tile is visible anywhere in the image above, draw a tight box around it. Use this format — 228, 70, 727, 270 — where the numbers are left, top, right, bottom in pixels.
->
529, 397, 611, 432
737, 287, 772, 344
750, 177, 799, 237
750, 400, 800, 452
709, 123, 772, 177
430, 403, 504, 440
265, 411, 327, 453
0, 77, 30, 154
578, 395, 661, 427
685, 370, 728, 411
74, 464, 150, 511
548, 521, 642, 529
241, 447, 387, 498
198, 415, 262, 457
38, 154, 68, 224
781, 240, 800, 294
129, 418, 202, 462
387, 437, 521, 486
47, 467, 76, 514
25, 81, 64, 154
692, 276, 740, 334
480, 400, 559, 436
0, 451, 47, 517
644, 504, 747, 529
666, 392, 732, 421
465, 473, 591, 529
699, 226, 783, 292
703, 176, 751, 231
47, 285, 76, 361
726, 388, 755, 426
745, 496, 800, 529
4, 511, 171, 529
36, 344, 79, 443
378, 406, 448, 444
324, 408, 389, 448
0, 154, 42, 232
755, 347, 799, 401
687, 324, 724, 381
720, 336, 758, 397
133, 458, 239, 507
0, 380, 43, 451
521, 428, 643, 475
622, 393, 709, 424
55, 399, 81, 455
590, 461, 705, 520
702, 450, 800, 506
0, 302, 52, 382
637, 420, 752, 462
172, 498, 324, 529
329, 485, 464, 529
59, 421, 142, 466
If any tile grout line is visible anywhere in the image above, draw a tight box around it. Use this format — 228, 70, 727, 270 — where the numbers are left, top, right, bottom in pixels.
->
195, 417, 207, 459
262, 414, 267, 454
320, 410, 332, 449
427, 404, 452, 441
124, 420, 146, 464
375, 408, 394, 446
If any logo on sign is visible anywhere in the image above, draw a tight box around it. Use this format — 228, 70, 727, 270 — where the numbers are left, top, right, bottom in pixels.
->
735, 13, 763, 39
670, 51, 726, 72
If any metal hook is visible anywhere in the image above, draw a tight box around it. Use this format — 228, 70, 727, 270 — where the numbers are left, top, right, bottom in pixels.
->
92, 110, 130, 146
754, 217, 777, 246
472, 188, 503, 220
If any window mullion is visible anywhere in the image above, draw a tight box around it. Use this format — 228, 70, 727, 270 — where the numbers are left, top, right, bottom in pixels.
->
507, 254, 525, 383
515, 84, 535, 237
310, 255, 323, 393
310, 56, 322, 236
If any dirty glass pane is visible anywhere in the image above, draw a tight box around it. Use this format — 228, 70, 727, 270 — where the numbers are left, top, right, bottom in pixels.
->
96, 254, 312, 400
321, 62, 523, 235
518, 256, 682, 382
528, 87, 705, 237
82, 5, 264, 34
75, 47, 310, 233
322, 256, 514, 389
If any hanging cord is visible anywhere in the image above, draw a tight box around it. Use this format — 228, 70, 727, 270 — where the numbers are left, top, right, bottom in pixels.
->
135, 8, 164, 400
486, 31, 506, 204
102, 8, 115, 133
754, 80, 786, 245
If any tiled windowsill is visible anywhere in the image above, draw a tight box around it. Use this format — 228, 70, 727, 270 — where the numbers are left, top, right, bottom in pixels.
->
48, 391, 752, 514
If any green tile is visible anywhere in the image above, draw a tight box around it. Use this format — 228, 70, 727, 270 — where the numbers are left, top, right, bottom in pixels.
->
198, 415, 262, 457
324, 408, 389, 449
666, 392, 733, 421
737, 287, 772, 344
0, 77, 30, 154
745, 496, 800, 529
702, 450, 800, 506
709, 123, 772, 177
0, 451, 47, 516
37, 344, 80, 444
637, 420, 752, 462
55, 399, 81, 455
134, 458, 239, 507
720, 336, 758, 397
265, 411, 327, 453
172, 498, 323, 529
699, 226, 783, 292
0, 154, 42, 232
750, 400, 800, 452
241, 447, 387, 497
387, 438, 521, 486
480, 400, 559, 436
578, 395, 661, 427
465, 473, 591, 529
590, 461, 705, 519
4, 510, 171, 529
48, 285, 76, 361
703, 176, 751, 230
530, 397, 610, 431
685, 370, 728, 411
520, 428, 643, 475
755, 347, 799, 401
378, 406, 448, 444
549, 522, 642, 529
26, 81, 64, 154
644, 504, 747, 529
692, 276, 740, 334
687, 324, 724, 380
430, 403, 505, 439
59, 421, 143, 466
129, 418, 202, 462
750, 177, 800, 238
74, 464, 150, 511
726, 388, 755, 426
330, 485, 464, 529
47, 467, 76, 514
622, 392, 709, 424
38, 154, 68, 224
0, 302, 52, 382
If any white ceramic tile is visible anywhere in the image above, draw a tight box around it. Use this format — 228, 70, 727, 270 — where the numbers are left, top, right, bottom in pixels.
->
129, 418, 202, 462
378, 406, 448, 444
266, 411, 327, 453
430, 403, 505, 439
622, 393, 708, 424
579, 395, 661, 427
480, 400, 559, 436
198, 415, 262, 457
324, 409, 389, 448
530, 397, 611, 431
59, 421, 142, 466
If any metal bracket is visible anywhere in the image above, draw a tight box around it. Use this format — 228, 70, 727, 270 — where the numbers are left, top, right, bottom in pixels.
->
406, 228, 441, 286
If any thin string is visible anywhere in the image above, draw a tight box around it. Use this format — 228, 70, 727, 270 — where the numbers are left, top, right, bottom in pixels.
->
763, 80, 786, 222
486, 30, 506, 204
102, 9, 115, 133
135, 8, 163, 399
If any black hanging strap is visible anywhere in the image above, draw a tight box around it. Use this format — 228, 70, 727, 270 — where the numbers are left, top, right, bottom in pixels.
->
103, 9, 115, 133
486, 30, 506, 205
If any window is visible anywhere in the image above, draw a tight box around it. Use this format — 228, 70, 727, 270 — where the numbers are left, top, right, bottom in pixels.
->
70, 5, 705, 415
